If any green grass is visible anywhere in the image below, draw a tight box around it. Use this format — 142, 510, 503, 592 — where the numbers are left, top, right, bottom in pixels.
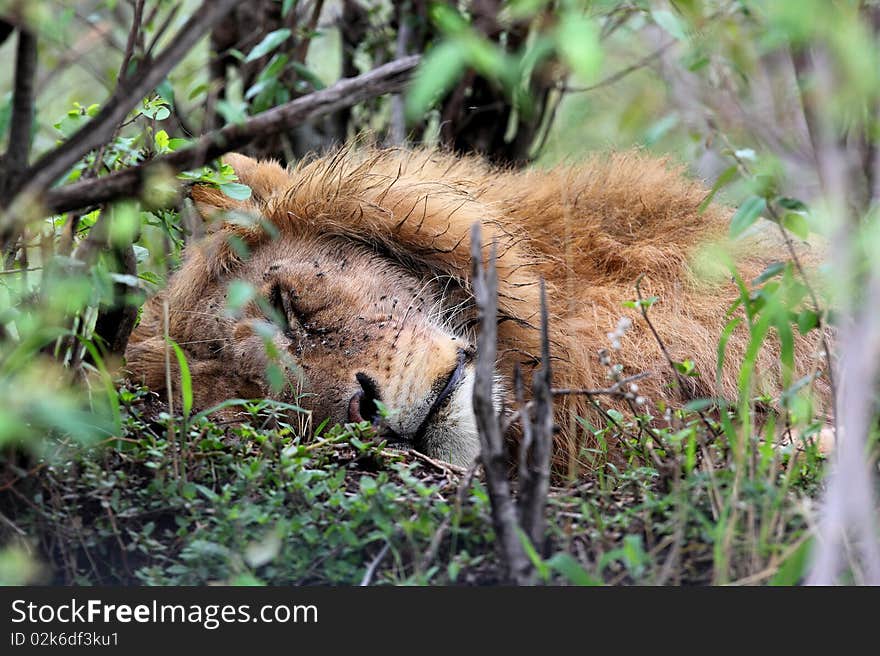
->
0, 382, 827, 586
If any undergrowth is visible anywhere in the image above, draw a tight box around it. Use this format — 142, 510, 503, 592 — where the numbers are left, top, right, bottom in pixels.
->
0, 383, 829, 586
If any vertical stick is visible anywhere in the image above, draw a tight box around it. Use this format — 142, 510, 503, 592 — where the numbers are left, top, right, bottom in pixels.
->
470, 222, 534, 585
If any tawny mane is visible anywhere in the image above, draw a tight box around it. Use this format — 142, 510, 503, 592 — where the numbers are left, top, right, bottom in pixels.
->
129, 146, 829, 470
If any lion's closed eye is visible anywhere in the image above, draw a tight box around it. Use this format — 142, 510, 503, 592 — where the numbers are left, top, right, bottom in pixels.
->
266, 283, 294, 336
264, 281, 333, 337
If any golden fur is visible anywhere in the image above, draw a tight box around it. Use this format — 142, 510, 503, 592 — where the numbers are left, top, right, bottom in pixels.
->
126, 147, 829, 470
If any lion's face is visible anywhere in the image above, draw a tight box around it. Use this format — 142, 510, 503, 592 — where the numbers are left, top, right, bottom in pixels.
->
234, 235, 480, 465
128, 220, 484, 466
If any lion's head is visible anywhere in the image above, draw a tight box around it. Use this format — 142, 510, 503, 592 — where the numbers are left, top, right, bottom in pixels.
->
125, 147, 829, 470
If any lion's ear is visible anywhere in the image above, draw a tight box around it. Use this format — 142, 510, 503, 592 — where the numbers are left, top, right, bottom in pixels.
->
190, 153, 290, 222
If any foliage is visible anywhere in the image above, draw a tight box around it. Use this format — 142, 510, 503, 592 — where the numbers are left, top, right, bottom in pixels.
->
1, 386, 828, 586
1, 0, 879, 585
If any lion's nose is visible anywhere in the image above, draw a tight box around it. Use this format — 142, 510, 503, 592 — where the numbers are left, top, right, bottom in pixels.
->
347, 372, 382, 424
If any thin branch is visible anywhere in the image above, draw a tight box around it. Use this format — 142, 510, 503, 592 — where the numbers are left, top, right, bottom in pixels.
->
1, 0, 239, 237
293, 0, 325, 65
716, 132, 837, 431
515, 365, 533, 488
551, 373, 651, 398
0, 19, 14, 47
118, 0, 145, 80
35, 55, 421, 216
389, 0, 411, 145
502, 372, 652, 435
5, 28, 38, 181
635, 275, 720, 439
559, 40, 676, 94
359, 541, 390, 586
765, 201, 837, 426
518, 278, 553, 548
470, 222, 534, 585
144, 4, 181, 60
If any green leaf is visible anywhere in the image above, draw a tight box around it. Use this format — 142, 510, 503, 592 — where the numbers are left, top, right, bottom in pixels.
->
226, 280, 256, 312
406, 42, 466, 121
698, 165, 738, 213
266, 362, 285, 393
782, 212, 810, 240
168, 340, 193, 419
652, 9, 688, 41
430, 4, 469, 34
770, 539, 813, 586
796, 309, 820, 335
282, 0, 297, 16
220, 182, 253, 200
556, 14, 602, 81
545, 552, 602, 586
245, 28, 292, 63
753, 261, 786, 285
154, 129, 170, 151
682, 398, 718, 413
290, 61, 326, 90
730, 196, 767, 237
167, 138, 190, 151
674, 359, 698, 376
518, 529, 549, 581
778, 196, 808, 211
643, 113, 678, 145
188, 83, 209, 100
258, 53, 289, 81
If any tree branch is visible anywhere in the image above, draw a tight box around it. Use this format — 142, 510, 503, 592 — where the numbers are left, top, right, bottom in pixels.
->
0, 19, 14, 48
470, 222, 535, 585
1, 0, 239, 229
517, 278, 553, 548
118, 0, 145, 80
3, 28, 38, 189
36, 55, 421, 216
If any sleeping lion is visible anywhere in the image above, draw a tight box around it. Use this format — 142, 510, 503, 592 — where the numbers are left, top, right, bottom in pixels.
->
125, 147, 828, 469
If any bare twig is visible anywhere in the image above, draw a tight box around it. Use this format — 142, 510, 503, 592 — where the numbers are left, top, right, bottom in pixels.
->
470, 222, 534, 585
144, 4, 181, 60
560, 40, 676, 94
389, 0, 412, 145
517, 279, 553, 548
35, 55, 421, 217
0, 28, 38, 263
515, 365, 534, 487
359, 541, 390, 586
551, 373, 651, 399
293, 0, 325, 65
4, 29, 38, 185
118, 0, 145, 80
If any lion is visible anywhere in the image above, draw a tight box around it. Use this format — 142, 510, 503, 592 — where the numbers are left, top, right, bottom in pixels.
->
125, 147, 830, 470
